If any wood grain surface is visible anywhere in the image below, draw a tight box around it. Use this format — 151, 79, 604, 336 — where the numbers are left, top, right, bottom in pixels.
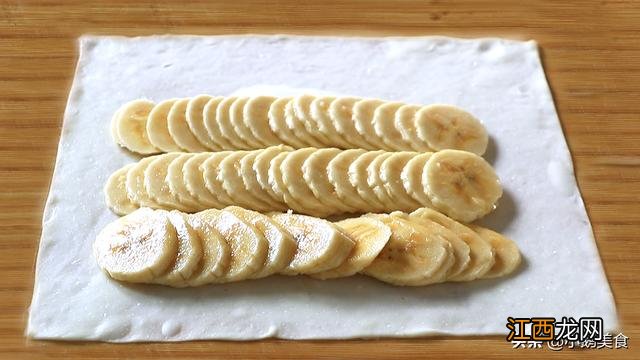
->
1, 0, 639, 359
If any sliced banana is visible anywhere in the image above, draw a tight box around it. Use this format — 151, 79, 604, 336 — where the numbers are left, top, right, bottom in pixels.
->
144, 153, 193, 212
280, 148, 329, 216
366, 152, 396, 209
125, 155, 162, 209
292, 94, 333, 146
201, 151, 236, 207
244, 96, 281, 147
380, 152, 422, 212
185, 94, 217, 150
146, 98, 182, 152
183, 153, 227, 209
113, 100, 159, 154
468, 225, 521, 279
284, 97, 321, 147
410, 207, 495, 281
254, 145, 290, 204
153, 211, 203, 287
216, 96, 249, 149
329, 97, 373, 149
227, 206, 297, 278
400, 152, 434, 207
311, 217, 391, 280
268, 151, 308, 213
348, 151, 387, 211
353, 98, 389, 149
166, 153, 206, 212
271, 213, 354, 275
105, 164, 138, 215
219, 151, 272, 211
309, 96, 352, 149
373, 101, 407, 151
361, 215, 453, 286
327, 148, 371, 210
241, 147, 289, 211
167, 98, 209, 152
94, 208, 178, 283
186, 210, 231, 286
302, 148, 358, 214
395, 104, 431, 151
230, 96, 263, 148
415, 104, 488, 155
424, 149, 502, 222
203, 96, 234, 150
269, 97, 306, 148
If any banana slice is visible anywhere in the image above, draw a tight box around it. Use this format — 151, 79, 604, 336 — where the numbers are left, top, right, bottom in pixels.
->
361, 215, 454, 286
167, 98, 209, 152
144, 153, 193, 212
94, 208, 178, 282
146, 98, 183, 152
254, 145, 290, 205
379, 152, 422, 212
244, 96, 281, 147
292, 95, 333, 146
311, 217, 391, 280
226, 206, 297, 278
183, 153, 227, 209
201, 151, 236, 207
153, 211, 203, 287
302, 148, 359, 214
353, 98, 389, 149
186, 210, 231, 286
415, 104, 488, 155
392, 211, 471, 279
166, 153, 207, 212
329, 97, 373, 149
468, 225, 521, 279
280, 148, 329, 216
366, 152, 397, 209
241, 147, 289, 211
125, 156, 163, 209
230, 96, 264, 148
268, 151, 308, 213
309, 96, 352, 149
424, 149, 502, 222
284, 98, 321, 147
372, 101, 407, 151
269, 97, 306, 148
271, 213, 354, 275
348, 151, 387, 211
214, 208, 269, 281
113, 100, 159, 154
327, 148, 371, 210
216, 96, 249, 149
105, 164, 138, 215
400, 152, 434, 207
203, 96, 234, 150
394, 104, 431, 152
186, 94, 217, 151
410, 207, 495, 281
219, 151, 272, 211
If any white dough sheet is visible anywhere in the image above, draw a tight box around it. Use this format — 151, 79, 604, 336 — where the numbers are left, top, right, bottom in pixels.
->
27, 35, 618, 341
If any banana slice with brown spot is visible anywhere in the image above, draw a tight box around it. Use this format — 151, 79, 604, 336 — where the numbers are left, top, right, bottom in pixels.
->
269, 97, 307, 148
105, 164, 138, 215
395, 104, 431, 152
146, 99, 182, 152
311, 217, 391, 280
380, 152, 422, 212
183, 153, 227, 209
186, 94, 218, 150
468, 225, 521, 279
219, 151, 272, 211
244, 96, 281, 147
373, 101, 406, 151
201, 151, 235, 206
203, 96, 234, 150
327, 148, 371, 210
230, 96, 264, 148
362, 215, 454, 286
309, 96, 352, 149
424, 149, 502, 222
415, 104, 488, 155
144, 153, 194, 212
410, 207, 495, 281
186, 210, 231, 286
303, 148, 359, 214
349, 150, 387, 212
125, 156, 163, 209
353, 98, 389, 149
271, 212, 354, 275
280, 148, 329, 216
94, 208, 178, 283
167, 98, 209, 152
166, 153, 207, 212
329, 97, 373, 149
113, 99, 159, 154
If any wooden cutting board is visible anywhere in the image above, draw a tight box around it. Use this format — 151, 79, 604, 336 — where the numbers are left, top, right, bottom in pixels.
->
1, 1, 638, 359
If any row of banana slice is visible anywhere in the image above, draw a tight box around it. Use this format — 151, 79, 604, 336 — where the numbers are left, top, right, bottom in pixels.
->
111, 95, 489, 155
94, 206, 521, 287
105, 146, 502, 222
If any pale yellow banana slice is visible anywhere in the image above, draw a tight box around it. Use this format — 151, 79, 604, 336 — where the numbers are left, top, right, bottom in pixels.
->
219, 151, 272, 211
410, 207, 495, 281
379, 152, 422, 212
183, 153, 227, 209
268, 151, 308, 213
361, 215, 454, 286
125, 156, 162, 209
94, 208, 178, 283
269, 97, 306, 148
244, 96, 281, 147
253, 145, 290, 204
241, 147, 289, 211
311, 217, 391, 280
424, 149, 502, 222
216, 96, 249, 149
226, 206, 297, 279
468, 225, 521, 279
271, 213, 354, 275
280, 148, 329, 216
186, 210, 231, 286
105, 164, 138, 215
415, 104, 488, 155
144, 153, 193, 212
366, 152, 397, 209
373, 101, 407, 151
302, 148, 359, 214
348, 150, 387, 211
309, 96, 352, 149
167, 98, 209, 152
166, 153, 207, 212
146, 98, 182, 152
284, 98, 322, 147
327, 148, 371, 210
153, 211, 203, 287
113, 100, 159, 154
201, 151, 236, 207
329, 97, 373, 149
230, 96, 264, 148
203, 96, 234, 150
292, 94, 333, 146
185, 94, 218, 150
353, 98, 389, 149
394, 104, 431, 152
400, 152, 434, 207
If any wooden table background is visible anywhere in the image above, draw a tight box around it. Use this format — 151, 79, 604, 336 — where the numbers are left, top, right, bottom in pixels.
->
1, 1, 639, 359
